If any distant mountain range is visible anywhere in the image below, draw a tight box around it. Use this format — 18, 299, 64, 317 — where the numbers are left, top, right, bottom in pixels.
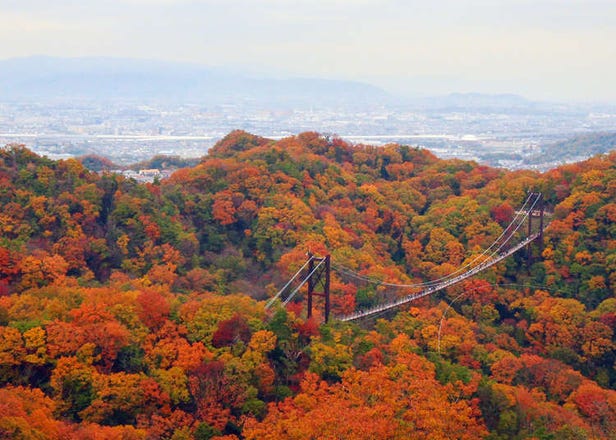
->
0, 56, 543, 110
0, 56, 389, 107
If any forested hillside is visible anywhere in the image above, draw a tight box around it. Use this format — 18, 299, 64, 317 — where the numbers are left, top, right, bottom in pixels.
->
527, 131, 616, 166
0, 131, 615, 439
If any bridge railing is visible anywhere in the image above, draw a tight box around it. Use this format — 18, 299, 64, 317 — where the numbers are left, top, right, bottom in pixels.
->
336, 232, 541, 322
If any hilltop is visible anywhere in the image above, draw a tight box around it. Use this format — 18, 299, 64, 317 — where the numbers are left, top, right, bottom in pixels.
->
526, 131, 616, 167
0, 132, 615, 438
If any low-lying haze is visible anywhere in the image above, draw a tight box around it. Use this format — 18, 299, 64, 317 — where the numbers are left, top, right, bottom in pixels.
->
1, 0, 615, 102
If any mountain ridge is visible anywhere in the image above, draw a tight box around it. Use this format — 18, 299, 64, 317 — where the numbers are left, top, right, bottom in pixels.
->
0, 56, 390, 106
1, 56, 540, 110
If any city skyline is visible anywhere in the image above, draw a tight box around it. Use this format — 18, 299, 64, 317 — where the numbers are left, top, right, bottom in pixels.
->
1, 0, 615, 102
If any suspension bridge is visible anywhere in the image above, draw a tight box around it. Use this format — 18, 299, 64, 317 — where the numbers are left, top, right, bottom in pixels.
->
265, 192, 548, 323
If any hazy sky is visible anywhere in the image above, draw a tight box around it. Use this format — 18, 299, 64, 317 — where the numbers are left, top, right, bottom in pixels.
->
1, 0, 615, 101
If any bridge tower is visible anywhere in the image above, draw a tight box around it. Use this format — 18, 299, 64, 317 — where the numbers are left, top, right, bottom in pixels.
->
527, 192, 545, 268
307, 254, 331, 323
265, 253, 331, 322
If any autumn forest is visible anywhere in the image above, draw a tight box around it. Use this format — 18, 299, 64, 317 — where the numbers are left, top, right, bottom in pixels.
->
1, 130, 615, 439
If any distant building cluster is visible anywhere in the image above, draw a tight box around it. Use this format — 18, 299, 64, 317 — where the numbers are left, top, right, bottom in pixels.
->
2, 99, 616, 171
110, 168, 173, 183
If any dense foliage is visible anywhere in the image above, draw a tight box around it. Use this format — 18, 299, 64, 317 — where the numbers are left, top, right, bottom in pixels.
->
0, 131, 615, 439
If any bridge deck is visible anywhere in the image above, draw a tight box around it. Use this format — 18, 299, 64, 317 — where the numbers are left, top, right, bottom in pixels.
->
336, 232, 540, 322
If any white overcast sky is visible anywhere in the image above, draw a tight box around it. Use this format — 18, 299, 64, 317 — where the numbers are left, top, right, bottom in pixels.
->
1, 0, 615, 101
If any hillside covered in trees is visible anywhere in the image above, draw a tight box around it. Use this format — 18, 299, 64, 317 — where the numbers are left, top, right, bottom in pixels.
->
526, 131, 616, 167
0, 131, 615, 439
